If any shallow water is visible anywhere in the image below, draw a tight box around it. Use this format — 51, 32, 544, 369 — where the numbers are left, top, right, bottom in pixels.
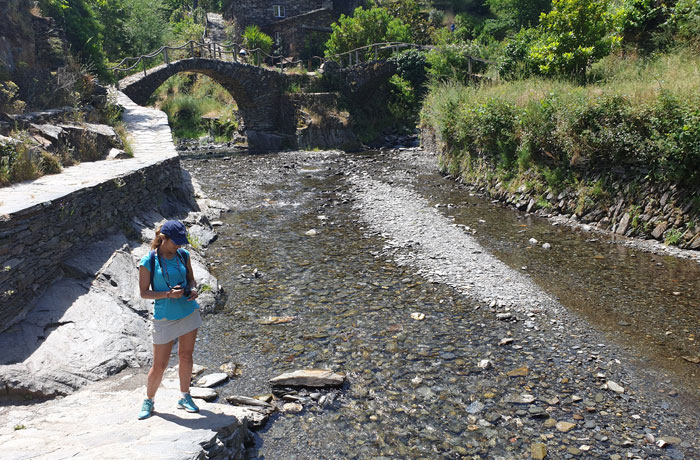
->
184, 149, 700, 459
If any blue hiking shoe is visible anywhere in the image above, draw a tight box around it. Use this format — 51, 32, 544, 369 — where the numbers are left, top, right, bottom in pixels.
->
177, 393, 199, 413
138, 398, 154, 420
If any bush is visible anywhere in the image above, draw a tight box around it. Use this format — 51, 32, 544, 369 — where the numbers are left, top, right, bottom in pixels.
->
426, 42, 489, 83
421, 50, 700, 186
388, 49, 429, 95
527, 0, 620, 80
243, 25, 273, 58
325, 6, 411, 60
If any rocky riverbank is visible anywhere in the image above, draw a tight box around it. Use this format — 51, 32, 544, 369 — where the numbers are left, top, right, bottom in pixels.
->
421, 127, 700, 254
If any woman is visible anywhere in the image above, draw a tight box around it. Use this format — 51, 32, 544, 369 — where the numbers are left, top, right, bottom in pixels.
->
137, 220, 201, 420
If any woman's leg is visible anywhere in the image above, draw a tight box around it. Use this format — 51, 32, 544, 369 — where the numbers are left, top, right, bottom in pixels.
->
146, 341, 174, 399
177, 328, 199, 393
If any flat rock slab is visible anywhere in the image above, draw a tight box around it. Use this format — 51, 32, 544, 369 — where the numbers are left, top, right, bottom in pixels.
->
0, 370, 255, 460
189, 387, 218, 401
269, 369, 345, 388
196, 372, 229, 388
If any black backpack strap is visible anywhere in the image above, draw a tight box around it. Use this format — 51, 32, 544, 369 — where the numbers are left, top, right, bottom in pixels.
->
176, 248, 189, 265
176, 248, 190, 285
149, 250, 156, 290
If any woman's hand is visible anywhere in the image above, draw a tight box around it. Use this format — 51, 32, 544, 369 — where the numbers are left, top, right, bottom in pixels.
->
168, 287, 185, 299
187, 287, 199, 301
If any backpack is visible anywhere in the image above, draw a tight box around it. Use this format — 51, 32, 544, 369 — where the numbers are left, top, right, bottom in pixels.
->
148, 248, 189, 290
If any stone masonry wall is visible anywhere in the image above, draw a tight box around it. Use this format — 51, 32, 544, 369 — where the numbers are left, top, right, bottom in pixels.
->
263, 8, 335, 57
0, 157, 190, 333
225, 0, 325, 31
420, 125, 700, 250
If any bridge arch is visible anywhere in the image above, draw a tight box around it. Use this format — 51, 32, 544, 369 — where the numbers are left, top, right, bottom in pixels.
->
118, 58, 296, 151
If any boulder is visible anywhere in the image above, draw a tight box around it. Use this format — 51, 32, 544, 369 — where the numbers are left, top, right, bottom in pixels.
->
269, 369, 345, 388
651, 222, 668, 240
58, 123, 123, 161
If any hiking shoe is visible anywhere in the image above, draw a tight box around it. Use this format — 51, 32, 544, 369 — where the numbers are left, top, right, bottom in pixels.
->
177, 393, 199, 413
138, 398, 154, 420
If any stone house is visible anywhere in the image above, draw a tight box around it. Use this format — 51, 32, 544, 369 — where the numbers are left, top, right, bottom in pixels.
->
224, 0, 363, 58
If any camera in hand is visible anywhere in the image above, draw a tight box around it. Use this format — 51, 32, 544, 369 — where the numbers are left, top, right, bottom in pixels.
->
183, 285, 192, 297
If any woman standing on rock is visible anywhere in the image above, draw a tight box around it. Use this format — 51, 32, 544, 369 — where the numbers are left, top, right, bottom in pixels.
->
137, 220, 200, 420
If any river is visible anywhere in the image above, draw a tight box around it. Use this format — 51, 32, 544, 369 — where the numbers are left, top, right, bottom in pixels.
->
183, 148, 700, 460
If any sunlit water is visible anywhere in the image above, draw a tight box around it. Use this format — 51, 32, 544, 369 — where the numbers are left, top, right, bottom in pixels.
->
183, 150, 700, 459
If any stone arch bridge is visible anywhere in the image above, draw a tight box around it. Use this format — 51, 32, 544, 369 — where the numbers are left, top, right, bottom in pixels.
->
118, 57, 400, 151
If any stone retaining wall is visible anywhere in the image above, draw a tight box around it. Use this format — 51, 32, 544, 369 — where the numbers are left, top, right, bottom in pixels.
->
420, 125, 700, 250
0, 157, 192, 333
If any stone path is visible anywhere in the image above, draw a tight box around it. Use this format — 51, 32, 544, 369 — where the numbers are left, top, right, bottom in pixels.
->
205, 13, 228, 45
0, 91, 176, 216
0, 369, 257, 460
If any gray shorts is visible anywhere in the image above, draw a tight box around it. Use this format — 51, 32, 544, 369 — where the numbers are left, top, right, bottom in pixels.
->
152, 309, 202, 345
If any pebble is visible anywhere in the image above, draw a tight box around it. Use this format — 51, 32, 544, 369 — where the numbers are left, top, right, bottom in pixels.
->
531, 442, 547, 459
555, 421, 576, 432
606, 380, 625, 394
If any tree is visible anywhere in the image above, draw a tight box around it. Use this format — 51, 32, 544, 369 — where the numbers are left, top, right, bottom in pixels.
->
381, 0, 437, 45
325, 6, 411, 59
527, 0, 619, 79
487, 0, 552, 29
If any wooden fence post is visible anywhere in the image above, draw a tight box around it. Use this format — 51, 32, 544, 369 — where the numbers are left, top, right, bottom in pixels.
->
143, 58, 147, 77
164, 48, 169, 65
190, 41, 194, 58
234, 44, 239, 62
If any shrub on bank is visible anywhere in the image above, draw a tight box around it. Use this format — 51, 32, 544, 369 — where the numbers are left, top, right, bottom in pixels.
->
421, 50, 700, 188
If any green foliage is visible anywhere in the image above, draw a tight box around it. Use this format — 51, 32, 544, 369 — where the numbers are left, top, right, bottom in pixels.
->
388, 49, 429, 95
487, 0, 552, 29
383, 0, 437, 45
387, 74, 418, 124
153, 74, 238, 140
527, 0, 620, 79
325, 6, 411, 58
0, 80, 26, 113
614, 0, 669, 53
0, 138, 39, 186
499, 27, 540, 79
669, 0, 700, 49
421, 50, 700, 189
37, 151, 62, 175
38, 0, 107, 76
243, 25, 273, 54
425, 42, 488, 84
300, 31, 330, 64
664, 228, 683, 246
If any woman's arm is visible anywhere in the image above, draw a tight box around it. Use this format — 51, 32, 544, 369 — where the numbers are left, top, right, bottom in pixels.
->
139, 265, 182, 300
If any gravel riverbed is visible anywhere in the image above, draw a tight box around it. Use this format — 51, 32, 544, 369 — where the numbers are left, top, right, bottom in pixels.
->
185, 148, 700, 460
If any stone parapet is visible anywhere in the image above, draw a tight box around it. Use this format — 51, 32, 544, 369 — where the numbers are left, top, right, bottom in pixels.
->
0, 92, 194, 333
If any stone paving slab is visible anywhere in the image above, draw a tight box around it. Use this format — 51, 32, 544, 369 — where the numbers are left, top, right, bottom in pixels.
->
0, 370, 254, 460
0, 91, 177, 216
